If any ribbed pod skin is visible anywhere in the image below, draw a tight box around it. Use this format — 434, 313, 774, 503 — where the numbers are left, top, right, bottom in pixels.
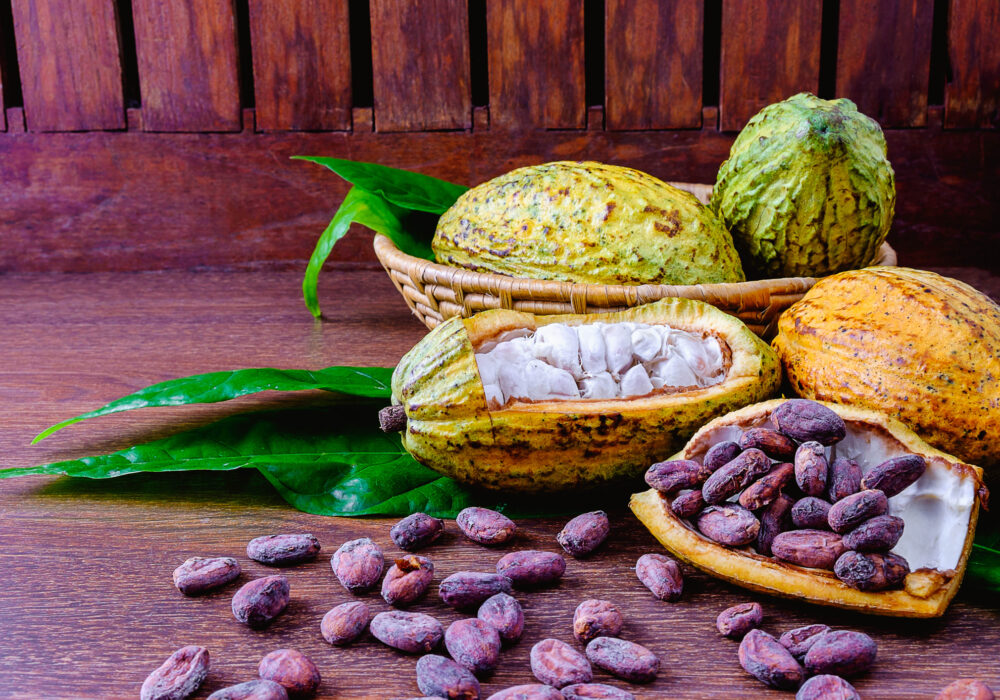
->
711, 93, 895, 279
432, 161, 745, 285
772, 267, 1000, 468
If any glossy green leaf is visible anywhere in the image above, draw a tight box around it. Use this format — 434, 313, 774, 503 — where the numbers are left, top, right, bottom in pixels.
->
967, 504, 1000, 591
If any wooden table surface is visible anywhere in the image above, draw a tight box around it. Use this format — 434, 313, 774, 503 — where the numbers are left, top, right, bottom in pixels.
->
2, 267, 999, 700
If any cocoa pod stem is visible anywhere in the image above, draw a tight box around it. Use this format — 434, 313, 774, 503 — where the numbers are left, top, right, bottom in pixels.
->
379, 405, 407, 432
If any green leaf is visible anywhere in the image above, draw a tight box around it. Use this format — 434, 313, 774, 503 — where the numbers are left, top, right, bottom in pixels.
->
967, 502, 1000, 591
32, 366, 394, 443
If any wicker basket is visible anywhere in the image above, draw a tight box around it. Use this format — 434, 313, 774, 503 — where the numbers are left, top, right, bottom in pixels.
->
374, 182, 897, 338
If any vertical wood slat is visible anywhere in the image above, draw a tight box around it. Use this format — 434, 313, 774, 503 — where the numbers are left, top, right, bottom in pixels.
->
487, 0, 585, 130
248, 0, 352, 131
10, 0, 124, 131
605, 0, 703, 130
369, 0, 470, 132
131, 0, 241, 132
836, 0, 933, 127
945, 0, 1000, 129
719, 0, 822, 132
0, 15, 5, 132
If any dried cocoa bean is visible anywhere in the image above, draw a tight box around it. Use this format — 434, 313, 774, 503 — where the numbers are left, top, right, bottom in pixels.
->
644, 459, 712, 494
703, 440, 742, 471
803, 630, 877, 677
834, 551, 910, 591
530, 638, 593, 688
496, 550, 566, 588
246, 534, 320, 566
715, 602, 763, 639
843, 514, 904, 552
320, 601, 370, 646
487, 685, 564, 700
791, 496, 832, 530
794, 442, 828, 496
935, 679, 996, 700
702, 448, 772, 504
739, 428, 797, 460
738, 629, 804, 690
457, 507, 517, 546
771, 399, 846, 445
740, 463, 794, 510
258, 649, 321, 697
141, 646, 210, 700
391, 512, 444, 551
796, 675, 861, 700
670, 489, 705, 518
779, 624, 831, 659
827, 456, 863, 502
828, 490, 889, 533
331, 538, 385, 592
573, 600, 623, 643
173, 556, 241, 596
771, 530, 846, 570
697, 504, 761, 546
232, 575, 290, 628
862, 454, 927, 497
440, 571, 513, 609
370, 610, 444, 653
757, 493, 794, 557
557, 510, 610, 558
635, 553, 683, 601
477, 592, 524, 644
445, 618, 502, 674
562, 684, 635, 700
585, 637, 659, 683
382, 555, 434, 606
415, 654, 480, 700
207, 680, 289, 700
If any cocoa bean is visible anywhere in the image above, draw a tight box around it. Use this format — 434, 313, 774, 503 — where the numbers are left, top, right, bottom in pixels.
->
827, 456, 862, 502
440, 571, 513, 609
496, 550, 566, 588
391, 512, 444, 551
757, 493, 794, 557
702, 448, 772, 504
715, 602, 763, 639
739, 463, 794, 510
771, 530, 846, 570
843, 514, 905, 552
670, 489, 705, 519
794, 442, 828, 496
232, 576, 290, 628
739, 428, 797, 461
573, 600, 623, 643
584, 637, 659, 684
477, 592, 524, 644
331, 538, 385, 592
562, 684, 635, 700
258, 649, 320, 698
738, 629, 804, 690
771, 399, 846, 445
487, 686, 564, 700
827, 490, 888, 533
172, 556, 241, 596
320, 601, 370, 646
207, 680, 288, 700
862, 454, 927, 497
644, 459, 711, 494
796, 675, 861, 700
834, 551, 910, 591
935, 679, 996, 700
140, 646, 210, 700
530, 638, 593, 688
445, 618, 502, 674
697, 504, 761, 546
457, 507, 517, 546
246, 534, 320, 567
416, 654, 480, 700
635, 553, 683, 601
791, 496, 832, 530
382, 555, 434, 606
703, 440, 742, 471
803, 630, 877, 677
370, 610, 444, 653
779, 624, 831, 659
557, 511, 610, 558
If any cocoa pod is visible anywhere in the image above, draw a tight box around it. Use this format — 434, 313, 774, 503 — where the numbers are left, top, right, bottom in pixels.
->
827, 456, 863, 502
779, 624, 831, 659
562, 684, 635, 700
445, 618, 502, 674
697, 504, 761, 546
370, 610, 444, 653
573, 600, 624, 643
771, 399, 846, 445
173, 556, 241, 596
843, 514, 905, 552
440, 572, 513, 609
803, 630, 877, 677
487, 686, 564, 700
496, 550, 566, 588
715, 602, 763, 639
232, 576, 290, 628
862, 454, 927, 497
331, 538, 385, 592
557, 511, 610, 558
320, 601, 370, 646
140, 646, 210, 700
738, 629, 804, 690
827, 490, 888, 533
935, 679, 996, 700
207, 680, 289, 700
477, 592, 525, 644
739, 428, 797, 461
585, 637, 659, 683
644, 459, 711, 494
246, 534, 320, 566
703, 440, 742, 471
757, 493, 794, 557
634, 553, 683, 601
457, 507, 517, 546
391, 512, 444, 551
530, 638, 593, 688
796, 675, 861, 700
702, 448, 772, 504
382, 555, 434, 607
770, 530, 846, 570
790, 496, 832, 530
258, 649, 321, 698
794, 442, 828, 496
739, 463, 794, 510
416, 654, 480, 700
670, 489, 705, 518
834, 551, 910, 591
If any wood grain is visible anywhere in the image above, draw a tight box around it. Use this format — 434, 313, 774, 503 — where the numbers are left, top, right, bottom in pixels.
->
945, 0, 1000, 129
486, 0, 585, 130
719, 0, 822, 132
605, 0, 703, 130
10, 0, 124, 131
369, 0, 471, 132
131, 0, 241, 132
248, 0, 352, 132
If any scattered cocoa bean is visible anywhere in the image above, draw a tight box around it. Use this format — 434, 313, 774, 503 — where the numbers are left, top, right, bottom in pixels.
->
496, 550, 566, 588
172, 556, 241, 596
771, 399, 846, 445
739, 463, 794, 510
827, 456, 863, 502
738, 629, 804, 690
557, 511, 610, 558
843, 514, 905, 552
779, 624, 831, 659
369, 610, 444, 653
457, 507, 517, 546
635, 553, 683, 601
562, 684, 635, 700
796, 675, 861, 700
440, 571, 513, 609
140, 645, 210, 700
935, 679, 996, 700
771, 530, 846, 570
445, 618, 502, 674
803, 630, 877, 678
703, 441, 742, 471
670, 489, 705, 519
573, 600, 623, 643
585, 637, 659, 683
862, 454, 927, 497
834, 551, 910, 591
258, 649, 320, 698
739, 428, 797, 461
246, 534, 320, 566
702, 448, 772, 504
644, 459, 712, 494
232, 575, 290, 628
827, 490, 889, 533
791, 496, 832, 530
530, 638, 593, 688
697, 504, 761, 546
320, 601, 370, 646
794, 442, 828, 497
757, 493, 794, 557
415, 654, 480, 700
331, 538, 385, 592
207, 680, 289, 700
715, 602, 763, 639
391, 512, 445, 551
382, 555, 434, 606
487, 685, 564, 700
